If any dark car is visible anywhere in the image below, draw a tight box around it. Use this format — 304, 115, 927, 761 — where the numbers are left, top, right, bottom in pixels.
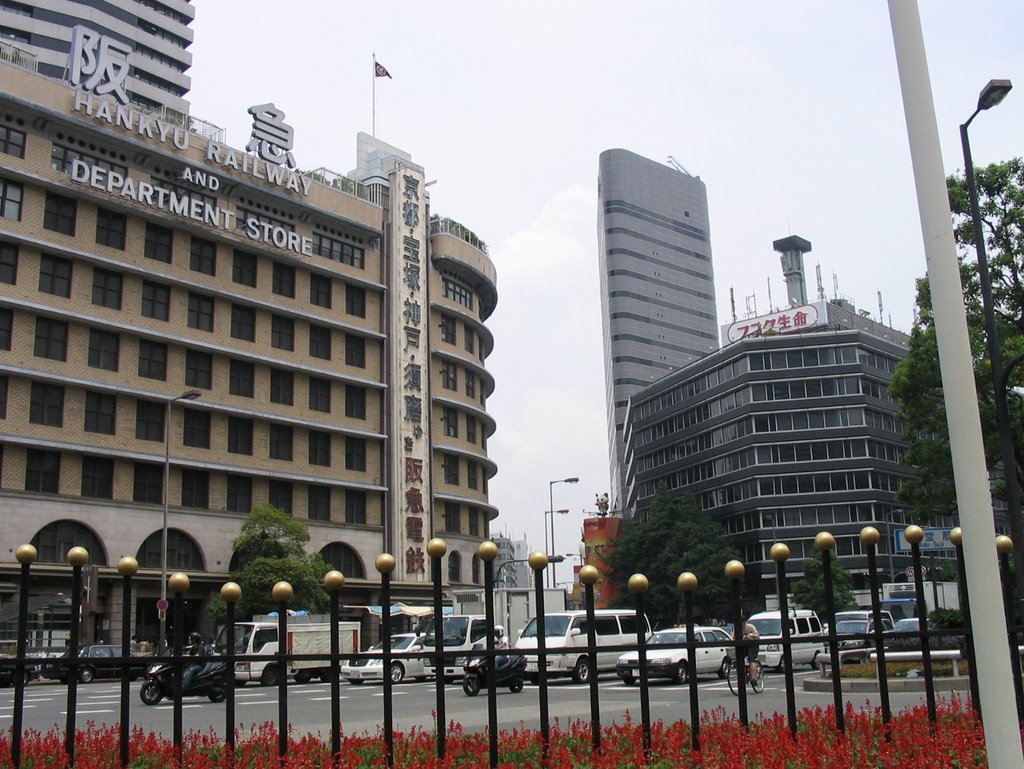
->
0, 658, 40, 686
40, 644, 146, 683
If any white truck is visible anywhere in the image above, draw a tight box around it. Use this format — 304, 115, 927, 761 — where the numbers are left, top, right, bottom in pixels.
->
451, 587, 567, 644
880, 582, 960, 620
217, 616, 360, 686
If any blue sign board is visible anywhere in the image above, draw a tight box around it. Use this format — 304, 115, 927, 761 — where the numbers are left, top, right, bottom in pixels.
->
893, 527, 954, 553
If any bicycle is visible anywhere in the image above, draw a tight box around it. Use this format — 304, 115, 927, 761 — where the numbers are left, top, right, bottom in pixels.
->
725, 656, 765, 695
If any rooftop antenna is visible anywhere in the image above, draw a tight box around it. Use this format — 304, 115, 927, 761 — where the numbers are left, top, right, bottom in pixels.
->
729, 287, 737, 322
832, 273, 839, 300
815, 263, 825, 301
767, 277, 774, 312
877, 291, 884, 324
745, 293, 758, 317
666, 155, 693, 176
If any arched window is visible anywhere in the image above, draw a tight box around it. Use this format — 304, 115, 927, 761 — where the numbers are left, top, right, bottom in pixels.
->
472, 554, 481, 584
320, 542, 365, 579
136, 529, 204, 571
31, 520, 108, 565
448, 551, 462, 583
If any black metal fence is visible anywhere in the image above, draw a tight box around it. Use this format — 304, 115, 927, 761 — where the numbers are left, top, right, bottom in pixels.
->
3, 525, 1018, 768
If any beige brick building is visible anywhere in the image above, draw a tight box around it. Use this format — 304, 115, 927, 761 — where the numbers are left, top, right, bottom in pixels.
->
0, 54, 498, 643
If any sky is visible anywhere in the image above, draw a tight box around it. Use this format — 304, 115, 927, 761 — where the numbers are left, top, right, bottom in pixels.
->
184, 1, 1024, 587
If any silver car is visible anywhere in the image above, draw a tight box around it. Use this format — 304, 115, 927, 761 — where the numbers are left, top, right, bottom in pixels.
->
340, 633, 430, 685
615, 626, 732, 685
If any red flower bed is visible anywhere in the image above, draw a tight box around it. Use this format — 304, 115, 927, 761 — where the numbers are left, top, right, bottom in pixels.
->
0, 698, 999, 768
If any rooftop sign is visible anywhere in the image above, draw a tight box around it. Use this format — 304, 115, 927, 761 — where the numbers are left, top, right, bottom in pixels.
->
723, 300, 826, 344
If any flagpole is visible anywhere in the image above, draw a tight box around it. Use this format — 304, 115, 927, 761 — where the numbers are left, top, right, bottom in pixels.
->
372, 52, 376, 138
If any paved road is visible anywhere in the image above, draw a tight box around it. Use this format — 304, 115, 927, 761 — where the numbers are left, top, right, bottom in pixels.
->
0, 671, 950, 739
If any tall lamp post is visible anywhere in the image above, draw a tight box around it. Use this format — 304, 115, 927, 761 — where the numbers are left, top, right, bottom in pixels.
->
159, 390, 201, 648
960, 78, 1023, 599
547, 477, 579, 588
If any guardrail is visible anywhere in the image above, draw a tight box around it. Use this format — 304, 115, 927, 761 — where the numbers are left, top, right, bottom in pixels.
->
1, 526, 1020, 769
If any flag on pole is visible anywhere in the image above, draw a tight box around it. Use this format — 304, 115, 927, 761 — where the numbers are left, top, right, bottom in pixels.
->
375, 61, 392, 79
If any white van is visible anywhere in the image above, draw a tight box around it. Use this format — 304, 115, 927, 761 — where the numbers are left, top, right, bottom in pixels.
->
514, 609, 650, 684
746, 609, 826, 669
417, 614, 491, 679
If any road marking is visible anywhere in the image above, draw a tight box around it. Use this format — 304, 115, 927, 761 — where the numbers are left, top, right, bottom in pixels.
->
0, 705, 34, 711
309, 696, 348, 701
60, 709, 112, 715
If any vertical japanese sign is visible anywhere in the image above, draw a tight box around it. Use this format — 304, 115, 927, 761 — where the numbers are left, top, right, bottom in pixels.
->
389, 164, 430, 580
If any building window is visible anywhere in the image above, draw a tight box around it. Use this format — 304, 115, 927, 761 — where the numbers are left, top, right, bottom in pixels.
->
0, 178, 22, 220
345, 284, 365, 317
34, 317, 68, 361
0, 126, 25, 158
465, 324, 475, 354
345, 385, 365, 419
273, 262, 295, 297
345, 490, 367, 524
270, 368, 293, 405
87, 328, 120, 371
345, 334, 365, 368
0, 242, 17, 283
138, 339, 167, 380
309, 376, 331, 413
440, 315, 456, 344
229, 359, 254, 397
230, 304, 256, 342
445, 502, 460, 533
81, 456, 114, 499
269, 480, 292, 513
467, 461, 478, 490
144, 222, 173, 263
313, 233, 364, 268
43, 192, 76, 235
466, 372, 476, 399
468, 506, 480, 536
441, 361, 458, 391
443, 453, 459, 485
309, 273, 332, 308
180, 469, 209, 508
25, 449, 60, 493
84, 391, 116, 435
466, 416, 477, 445
29, 382, 64, 427
448, 551, 462, 582
309, 430, 331, 466
443, 278, 473, 309
141, 280, 170, 320
226, 475, 252, 513
271, 315, 294, 350
442, 406, 458, 438
185, 350, 212, 389
91, 267, 123, 309
190, 237, 216, 275
95, 208, 126, 249
133, 462, 163, 504
308, 484, 331, 521
269, 423, 293, 461
232, 249, 257, 287
344, 436, 366, 471
309, 324, 331, 360
39, 254, 72, 297
135, 400, 164, 441
227, 416, 253, 455
182, 408, 210, 448
187, 292, 215, 331
0, 309, 9, 350
0, 376, 7, 418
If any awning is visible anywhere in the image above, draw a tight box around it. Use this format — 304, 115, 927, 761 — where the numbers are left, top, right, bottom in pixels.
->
350, 603, 453, 618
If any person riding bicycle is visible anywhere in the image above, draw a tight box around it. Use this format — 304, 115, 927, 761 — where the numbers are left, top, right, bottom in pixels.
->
493, 625, 510, 671
742, 622, 761, 682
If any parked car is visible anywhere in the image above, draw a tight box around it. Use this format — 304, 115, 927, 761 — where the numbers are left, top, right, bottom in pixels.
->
339, 633, 430, 684
0, 658, 39, 686
40, 644, 146, 683
893, 617, 927, 633
835, 617, 895, 663
615, 626, 732, 685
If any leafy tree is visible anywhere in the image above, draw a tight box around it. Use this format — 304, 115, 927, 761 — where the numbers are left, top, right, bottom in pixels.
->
608, 486, 740, 626
890, 158, 1024, 521
225, 505, 330, 620
790, 551, 857, 618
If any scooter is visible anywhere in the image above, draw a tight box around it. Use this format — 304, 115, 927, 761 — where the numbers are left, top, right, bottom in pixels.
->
139, 646, 228, 705
461, 642, 527, 696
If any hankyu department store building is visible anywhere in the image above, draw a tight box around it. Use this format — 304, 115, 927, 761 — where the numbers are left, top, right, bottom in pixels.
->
0, 39, 498, 644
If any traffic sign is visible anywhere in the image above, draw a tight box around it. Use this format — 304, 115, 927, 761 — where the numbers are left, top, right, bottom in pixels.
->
893, 527, 955, 553
157, 598, 169, 612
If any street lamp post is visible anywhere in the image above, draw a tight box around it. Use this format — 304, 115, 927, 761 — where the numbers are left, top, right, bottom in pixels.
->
547, 477, 579, 588
960, 78, 1023, 599
159, 390, 201, 648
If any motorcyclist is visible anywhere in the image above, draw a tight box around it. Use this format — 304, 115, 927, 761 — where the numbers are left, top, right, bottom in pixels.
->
182, 632, 204, 690
493, 625, 509, 671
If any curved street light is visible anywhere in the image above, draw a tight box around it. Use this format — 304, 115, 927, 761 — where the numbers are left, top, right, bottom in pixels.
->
547, 477, 579, 587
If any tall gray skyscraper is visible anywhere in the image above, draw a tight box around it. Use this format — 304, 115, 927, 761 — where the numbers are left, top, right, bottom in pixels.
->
0, 0, 194, 114
598, 149, 719, 510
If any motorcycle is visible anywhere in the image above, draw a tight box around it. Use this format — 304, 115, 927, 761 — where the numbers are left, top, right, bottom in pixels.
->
139, 646, 228, 705
461, 642, 527, 696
